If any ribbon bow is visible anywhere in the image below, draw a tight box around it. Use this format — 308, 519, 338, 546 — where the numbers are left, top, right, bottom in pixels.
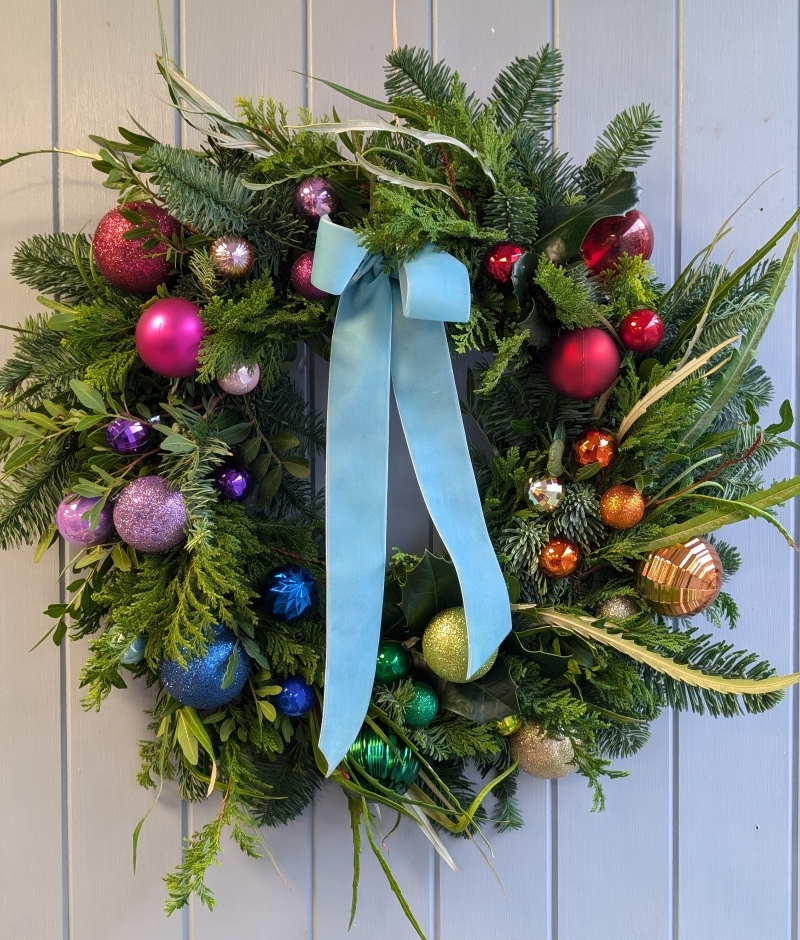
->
312, 215, 511, 771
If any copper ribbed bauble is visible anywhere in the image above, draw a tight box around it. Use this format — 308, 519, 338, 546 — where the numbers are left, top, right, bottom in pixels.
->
599, 484, 645, 530
510, 724, 576, 779
636, 538, 723, 617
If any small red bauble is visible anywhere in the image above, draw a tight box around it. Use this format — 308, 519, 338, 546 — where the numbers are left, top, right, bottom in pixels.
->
291, 251, 330, 300
135, 298, 205, 378
483, 241, 524, 284
544, 327, 621, 400
581, 209, 654, 275
93, 202, 180, 295
618, 309, 664, 353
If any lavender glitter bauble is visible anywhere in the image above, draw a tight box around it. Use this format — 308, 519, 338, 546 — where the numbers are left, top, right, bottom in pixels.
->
112, 476, 187, 552
263, 564, 319, 623
290, 251, 329, 300
214, 465, 251, 501
159, 624, 251, 709
294, 177, 338, 219
218, 363, 260, 396
274, 675, 316, 717
135, 298, 205, 378
55, 494, 114, 547
210, 235, 254, 279
106, 416, 152, 455
93, 202, 180, 295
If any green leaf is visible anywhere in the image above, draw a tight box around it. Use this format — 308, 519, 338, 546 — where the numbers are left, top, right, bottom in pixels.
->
258, 466, 282, 504
268, 431, 300, 451
281, 456, 311, 479
257, 699, 277, 722
111, 544, 132, 572
4, 440, 42, 473
424, 658, 520, 723
302, 74, 424, 121
766, 399, 794, 436
490, 45, 563, 133
48, 312, 77, 331
159, 436, 197, 454
73, 414, 106, 432
347, 797, 362, 930
504, 571, 521, 603
178, 706, 216, 762
72, 482, 106, 497
219, 716, 236, 742
217, 422, 253, 445
0, 418, 46, 440
69, 379, 106, 414
35, 525, 59, 562
221, 645, 241, 689
174, 709, 199, 765
239, 435, 261, 463
399, 551, 463, 635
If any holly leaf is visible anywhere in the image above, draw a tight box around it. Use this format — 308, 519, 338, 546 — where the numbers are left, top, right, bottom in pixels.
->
398, 551, 463, 635
381, 578, 406, 633
413, 654, 519, 722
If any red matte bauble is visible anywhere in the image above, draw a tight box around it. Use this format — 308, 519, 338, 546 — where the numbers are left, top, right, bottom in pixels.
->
544, 327, 621, 400
581, 209, 654, 275
291, 251, 329, 300
618, 309, 664, 353
93, 202, 180, 294
483, 241, 524, 284
135, 298, 205, 378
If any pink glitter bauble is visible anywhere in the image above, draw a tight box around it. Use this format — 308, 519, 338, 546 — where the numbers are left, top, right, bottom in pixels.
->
93, 202, 180, 295
294, 177, 338, 219
135, 298, 205, 378
218, 363, 260, 396
113, 476, 187, 553
290, 252, 329, 300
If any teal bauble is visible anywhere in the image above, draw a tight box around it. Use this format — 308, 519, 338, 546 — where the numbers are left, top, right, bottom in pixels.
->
347, 729, 420, 793
403, 681, 439, 728
375, 640, 412, 683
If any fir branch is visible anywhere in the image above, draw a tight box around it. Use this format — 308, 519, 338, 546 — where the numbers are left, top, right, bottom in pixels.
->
11, 233, 97, 305
583, 104, 662, 193
490, 46, 564, 133
384, 46, 457, 106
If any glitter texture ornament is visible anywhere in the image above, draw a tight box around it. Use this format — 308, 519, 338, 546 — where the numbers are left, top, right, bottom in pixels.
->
422, 606, 498, 683
294, 176, 338, 219
159, 623, 250, 709
403, 682, 439, 728
121, 635, 147, 666
135, 298, 205, 378
619, 309, 664, 353
510, 724, 576, 779
495, 714, 523, 736
291, 251, 330, 300
218, 363, 260, 396
595, 596, 640, 621
539, 538, 580, 578
263, 564, 319, 623
113, 476, 187, 552
55, 494, 114, 547
375, 640, 412, 683
572, 429, 617, 468
274, 676, 316, 717
106, 416, 152, 455
347, 728, 420, 794
581, 209, 654, 275
528, 477, 563, 512
544, 327, 621, 400
599, 484, 645, 529
92, 202, 180, 294
210, 235, 254, 279
483, 241, 524, 284
636, 537, 723, 617
214, 465, 251, 501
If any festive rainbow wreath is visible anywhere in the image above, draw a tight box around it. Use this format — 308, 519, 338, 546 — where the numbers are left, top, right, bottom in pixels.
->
3, 36, 800, 937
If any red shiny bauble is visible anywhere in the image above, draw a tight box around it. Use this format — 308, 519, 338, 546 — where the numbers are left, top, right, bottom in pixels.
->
93, 202, 180, 294
581, 209, 654, 275
483, 241, 524, 284
618, 309, 664, 353
135, 298, 205, 378
544, 327, 621, 400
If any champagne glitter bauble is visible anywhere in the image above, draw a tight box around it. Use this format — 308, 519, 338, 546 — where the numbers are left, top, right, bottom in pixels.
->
595, 596, 640, 621
599, 484, 645, 529
218, 363, 260, 396
210, 235, 254, 279
527, 477, 563, 512
135, 298, 205, 378
375, 640, 412, 683
636, 537, 723, 617
113, 476, 187, 552
294, 176, 338, 218
290, 251, 330, 300
581, 209, 654, 275
483, 241, 524, 284
539, 538, 580, 578
618, 309, 664, 353
422, 606, 498, 683
572, 429, 617, 468
159, 623, 250, 709
495, 714, 523, 736
55, 494, 114, 547
544, 327, 621, 400
402, 681, 439, 728
510, 724, 576, 779
92, 202, 180, 294
347, 729, 420, 794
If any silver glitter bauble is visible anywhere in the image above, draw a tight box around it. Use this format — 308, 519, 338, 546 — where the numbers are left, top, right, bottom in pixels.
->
112, 476, 187, 553
594, 595, 640, 621
218, 363, 260, 396
527, 477, 564, 512
210, 236, 254, 279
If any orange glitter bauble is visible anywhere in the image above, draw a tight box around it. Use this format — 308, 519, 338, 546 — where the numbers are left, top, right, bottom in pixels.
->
572, 429, 617, 468
599, 484, 645, 529
635, 538, 723, 617
539, 538, 580, 578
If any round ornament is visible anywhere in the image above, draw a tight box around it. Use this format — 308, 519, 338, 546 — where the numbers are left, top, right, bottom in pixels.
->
527, 476, 563, 512
214, 465, 251, 502
483, 241, 524, 284
544, 327, 620, 400
402, 681, 439, 728
294, 177, 338, 219
55, 494, 114, 547
263, 564, 319, 623
106, 416, 152, 455
581, 209, 654, 276
210, 235, 254, 279
422, 606, 498, 683
113, 476, 187, 552
290, 251, 330, 300
599, 484, 645, 529
375, 640, 412, 683
135, 298, 205, 378
159, 623, 250, 709
121, 635, 147, 666
510, 724, 576, 779
495, 714, 523, 736
595, 596, 640, 621
572, 428, 617, 468
636, 537, 723, 617
218, 363, 260, 396
274, 676, 316, 717
92, 201, 180, 295
347, 729, 420, 794
619, 309, 664, 353
539, 538, 580, 578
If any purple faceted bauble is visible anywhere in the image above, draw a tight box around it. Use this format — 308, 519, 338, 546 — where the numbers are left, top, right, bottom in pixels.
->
290, 251, 330, 300
294, 177, 338, 219
55, 494, 114, 547
214, 465, 251, 501
106, 416, 152, 455
113, 476, 187, 552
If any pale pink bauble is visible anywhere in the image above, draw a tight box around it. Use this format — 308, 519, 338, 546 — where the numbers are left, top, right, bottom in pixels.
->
218, 363, 260, 395
135, 298, 205, 378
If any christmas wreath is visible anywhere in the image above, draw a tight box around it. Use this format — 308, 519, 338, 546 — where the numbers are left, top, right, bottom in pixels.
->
3, 34, 800, 938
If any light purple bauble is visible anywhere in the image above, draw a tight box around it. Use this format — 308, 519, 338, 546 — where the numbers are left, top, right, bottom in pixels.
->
112, 476, 187, 552
218, 363, 260, 396
55, 494, 114, 547
291, 252, 330, 300
294, 177, 338, 219
135, 298, 205, 378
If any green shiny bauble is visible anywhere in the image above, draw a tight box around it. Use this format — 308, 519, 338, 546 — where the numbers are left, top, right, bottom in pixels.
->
375, 640, 412, 683
403, 681, 439, 728
347, 728, 420, 793
422, 606, 498, 683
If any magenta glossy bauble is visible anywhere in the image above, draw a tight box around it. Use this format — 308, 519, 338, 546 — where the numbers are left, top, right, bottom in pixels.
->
135, 298, 205, 378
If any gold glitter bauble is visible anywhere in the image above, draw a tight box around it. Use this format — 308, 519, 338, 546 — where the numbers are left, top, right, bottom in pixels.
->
636, 537, 723, 617
538, 537, 580, 578
422, 606, 498, 683
599, 484, 645, 529
595, 596, 640, 621
572, 429, 617, 468
495, 714, 523, 736
510, 724, 576, 779
527, 476, 564, 512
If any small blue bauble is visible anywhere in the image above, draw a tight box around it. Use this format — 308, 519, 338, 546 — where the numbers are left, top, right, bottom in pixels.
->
263, 564, 319, 623
274, 675, 315, 717
121, 634, 147, 665
159, 624, 251, 709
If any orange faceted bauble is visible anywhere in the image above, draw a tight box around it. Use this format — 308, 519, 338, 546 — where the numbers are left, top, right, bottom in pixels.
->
599, 485, 645, 529
573, 429, 617, 468
539, 538, 580, 578
636, 538, 723, 617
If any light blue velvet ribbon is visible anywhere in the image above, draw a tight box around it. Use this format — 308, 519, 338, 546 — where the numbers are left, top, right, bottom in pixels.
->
311, 215, 511, 772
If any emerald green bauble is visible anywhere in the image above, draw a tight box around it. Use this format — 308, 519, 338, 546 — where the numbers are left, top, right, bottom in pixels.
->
403, 681, 439, 728
347, 729, 420, 793
375, 640, 412, 683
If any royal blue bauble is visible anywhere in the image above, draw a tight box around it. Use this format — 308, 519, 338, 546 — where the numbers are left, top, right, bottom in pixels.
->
106, 416, 152, 454
263, 564, 319, 623
214, 465, 251, 501
159, 624, 251, 709
274, 675, 315, 717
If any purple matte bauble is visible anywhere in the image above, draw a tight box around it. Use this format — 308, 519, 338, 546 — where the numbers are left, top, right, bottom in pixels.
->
214, 465, 251, 501
291, 252, 329, 300
112, 476, 187, 552
135, 298, 205, 378
218, 363, 260, 396
93, 202, 180, 295
294, 177, 338, 219
106, 417, 152, 455
55, 494, 114, 547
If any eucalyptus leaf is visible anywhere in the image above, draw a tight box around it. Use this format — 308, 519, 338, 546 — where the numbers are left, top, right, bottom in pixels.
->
281, 456, 311, 479
269, 431, 301, 451
399, 551, 463, 635
69, 379, 107, 414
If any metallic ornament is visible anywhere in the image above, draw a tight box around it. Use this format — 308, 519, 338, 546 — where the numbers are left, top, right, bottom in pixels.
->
510, 723, 576, 779
539, 538, 580, 578
527, 476, 564, 512
483, 241, 524, 284
290, 251, 330, 300
581, 209, 654, 276
636, 537, 723, 617
135, 298, 205, 378
599, 484, 645, 530
55, 494, 114, 547
403, 681, 439, 728
618, 309, 664, 353
159, 623, 251, 709
214, 465, 251, 502
422, 606, 498, 683
347, 728, 420, 794
594, 596, 640, 621
121, 635, 147, 666
106, 416, 152, 455
112, 476, 187, 553
544, 327, 621, 400
294, 176, 338, 219
375, 640, 412, 683
218, 363, 260, 396
274, 675, 316, 717
572, 428, 617, 468
263, 564, 319, 623
495, 714, 523, 737
210, 235, 254, 279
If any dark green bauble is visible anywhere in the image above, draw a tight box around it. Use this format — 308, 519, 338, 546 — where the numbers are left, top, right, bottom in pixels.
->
402, 681, 439, 728
347, 729, 420, 793
375, 640, 412, 683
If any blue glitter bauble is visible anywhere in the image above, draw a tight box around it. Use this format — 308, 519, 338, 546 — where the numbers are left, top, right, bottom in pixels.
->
159, 624, 251, 709
263, 564, 319, 623
274, 675, 316, 717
